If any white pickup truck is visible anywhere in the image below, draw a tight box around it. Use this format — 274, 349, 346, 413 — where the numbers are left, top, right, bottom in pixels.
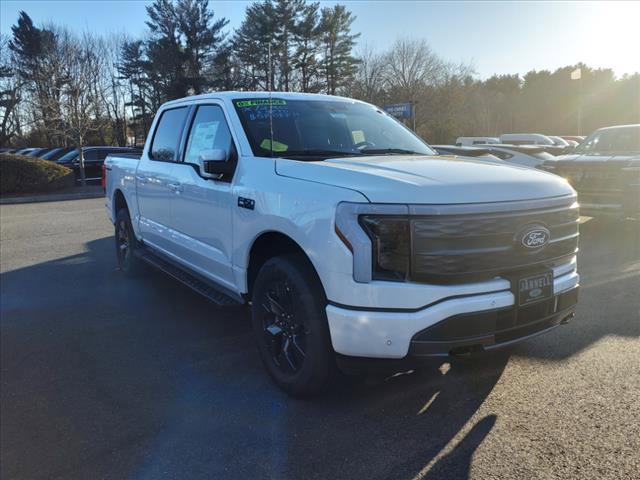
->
105, 92, 580, 396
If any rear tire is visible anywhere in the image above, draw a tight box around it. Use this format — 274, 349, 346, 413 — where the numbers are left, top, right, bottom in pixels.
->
115, 208, 144, 277
250, 254, 336, 397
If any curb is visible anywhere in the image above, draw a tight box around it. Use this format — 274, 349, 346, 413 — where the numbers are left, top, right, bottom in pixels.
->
0, 191, 104, 205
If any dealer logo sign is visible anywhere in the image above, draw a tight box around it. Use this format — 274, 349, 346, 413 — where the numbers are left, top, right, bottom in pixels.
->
519, 226, 551, 250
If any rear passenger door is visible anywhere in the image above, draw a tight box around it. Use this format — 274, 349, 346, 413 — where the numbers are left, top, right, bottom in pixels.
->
168, 103, 238, 290
136, 106, 189, 252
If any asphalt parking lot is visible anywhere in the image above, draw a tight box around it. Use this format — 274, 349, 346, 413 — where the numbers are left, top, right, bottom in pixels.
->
1, 198, 638, 480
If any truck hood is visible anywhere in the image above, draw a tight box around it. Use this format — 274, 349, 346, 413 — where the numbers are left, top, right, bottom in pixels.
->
275, 155, 575, 204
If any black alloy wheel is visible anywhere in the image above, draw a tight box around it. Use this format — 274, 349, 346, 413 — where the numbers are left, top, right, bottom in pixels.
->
115, 208, 143, 276
261, 279, 307, 374
251, 254, 336, 397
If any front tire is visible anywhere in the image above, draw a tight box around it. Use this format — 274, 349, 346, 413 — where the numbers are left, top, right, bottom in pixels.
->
115, 208, 144, 277
251, 254, 336, 397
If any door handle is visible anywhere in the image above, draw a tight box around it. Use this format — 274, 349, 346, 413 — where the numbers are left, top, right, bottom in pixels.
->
168, 182, 183, 193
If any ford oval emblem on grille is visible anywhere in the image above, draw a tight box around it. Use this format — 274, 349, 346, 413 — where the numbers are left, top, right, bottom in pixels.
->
520, 226, 551, 250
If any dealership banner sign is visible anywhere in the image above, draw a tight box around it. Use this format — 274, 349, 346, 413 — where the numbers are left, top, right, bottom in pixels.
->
384, 103, 413, 119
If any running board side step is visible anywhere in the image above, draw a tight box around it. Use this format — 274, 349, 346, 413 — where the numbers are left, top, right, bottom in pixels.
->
135, 248, 244, 307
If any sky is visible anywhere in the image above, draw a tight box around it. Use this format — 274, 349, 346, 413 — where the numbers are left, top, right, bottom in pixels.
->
1, 0, 639, 79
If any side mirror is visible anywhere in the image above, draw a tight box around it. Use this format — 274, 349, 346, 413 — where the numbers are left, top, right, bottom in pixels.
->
196, 149, 233, 178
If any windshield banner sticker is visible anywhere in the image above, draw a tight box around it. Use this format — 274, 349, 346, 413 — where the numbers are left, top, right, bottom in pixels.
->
236, 99, 287, 108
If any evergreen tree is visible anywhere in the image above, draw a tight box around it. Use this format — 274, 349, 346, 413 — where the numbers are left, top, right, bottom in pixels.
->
232, 1, 278, 90
318, 5, 360, 95
145, 0, 188, 101
273, 0, 305, 91
292, 2, 322, 92
176, 0, 228, 94
118, 40, 152, 142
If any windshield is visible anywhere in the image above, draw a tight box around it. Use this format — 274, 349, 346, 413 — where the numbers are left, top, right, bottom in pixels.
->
57, 149, 79, 162
233, 98, 435, 159
575, 126, 640, 154
41, 148, 62, 160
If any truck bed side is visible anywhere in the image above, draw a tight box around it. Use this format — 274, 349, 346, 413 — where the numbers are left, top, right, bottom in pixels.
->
104, 154, 141, 225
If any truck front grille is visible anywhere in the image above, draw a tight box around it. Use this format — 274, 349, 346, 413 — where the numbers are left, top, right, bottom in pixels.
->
409, 197, 579, 284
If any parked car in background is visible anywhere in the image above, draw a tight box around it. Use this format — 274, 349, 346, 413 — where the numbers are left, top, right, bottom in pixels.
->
474, 144, 558, 168
431, 145, 504, 163
57, 146, 142, 183
14, 148, 39, 156
104, 92, 580, 396
455, 136, 500, 146
40, 147, 75, 162
26, 148, 53, 157
548, 136, 569, 147
499, 133, 555, 146
547, 136, 576, 155
497, 135, 567, 156
561, 136, 585, 143
542, 124, 640, 219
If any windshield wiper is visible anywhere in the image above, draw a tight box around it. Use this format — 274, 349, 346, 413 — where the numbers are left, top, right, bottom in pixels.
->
277, 149, 360, 158
359, 148, 428, 155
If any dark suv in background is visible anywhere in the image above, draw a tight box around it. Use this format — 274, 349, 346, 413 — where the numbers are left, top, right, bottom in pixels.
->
57, 146, 142, 183
543, 124, 640, 219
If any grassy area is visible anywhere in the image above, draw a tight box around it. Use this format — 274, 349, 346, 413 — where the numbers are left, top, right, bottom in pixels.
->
0, 153, 74, 195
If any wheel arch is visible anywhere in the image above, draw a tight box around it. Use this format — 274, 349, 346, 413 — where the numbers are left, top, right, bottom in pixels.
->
246, 231, 324, 299
113, 188, 128, 214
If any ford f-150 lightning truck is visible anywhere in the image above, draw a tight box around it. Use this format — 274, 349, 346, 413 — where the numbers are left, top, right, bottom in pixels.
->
105, 92, 580, 396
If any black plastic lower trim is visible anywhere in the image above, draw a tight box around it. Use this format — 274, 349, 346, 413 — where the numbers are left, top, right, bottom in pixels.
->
409, 287, 578, 357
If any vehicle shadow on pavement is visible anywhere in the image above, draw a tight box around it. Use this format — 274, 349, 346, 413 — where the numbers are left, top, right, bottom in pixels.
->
2, 218, 636, 479
1, 236, 509, 480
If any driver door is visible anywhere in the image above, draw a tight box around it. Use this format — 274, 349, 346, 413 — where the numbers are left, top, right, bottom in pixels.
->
168, 104, 238, 290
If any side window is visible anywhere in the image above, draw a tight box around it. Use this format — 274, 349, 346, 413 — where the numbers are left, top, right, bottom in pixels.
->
184, 105, 234, 163
597, 130, 622, 152
613, 128, 640, 151
96, 149, 111, 160
84, 150, 99, 161
150, 107, 189, 161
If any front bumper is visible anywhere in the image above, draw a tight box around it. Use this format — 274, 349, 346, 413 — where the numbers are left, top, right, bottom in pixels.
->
326, 266, 579, 359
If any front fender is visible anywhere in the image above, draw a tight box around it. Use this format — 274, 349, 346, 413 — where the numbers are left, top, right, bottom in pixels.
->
231, 158, 367, 294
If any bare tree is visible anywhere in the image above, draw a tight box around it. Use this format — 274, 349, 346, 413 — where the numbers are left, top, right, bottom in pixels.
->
0, 34, 22, 147
98, 34, 129, 146
384, 37, 446, 101
53, 31, 107, 185
350, 43, 387, 103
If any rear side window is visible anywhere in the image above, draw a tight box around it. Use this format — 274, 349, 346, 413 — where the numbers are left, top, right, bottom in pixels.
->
150, 107, 189, 161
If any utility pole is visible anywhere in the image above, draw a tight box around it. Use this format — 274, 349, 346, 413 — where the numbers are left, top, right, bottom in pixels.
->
411, 101, 418, 132
571, 67, 583, 135
577, 75, 582, 136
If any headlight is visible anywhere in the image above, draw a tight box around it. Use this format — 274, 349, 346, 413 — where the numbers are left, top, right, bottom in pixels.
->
359, 215, 410, 281
335, 202, 409, 283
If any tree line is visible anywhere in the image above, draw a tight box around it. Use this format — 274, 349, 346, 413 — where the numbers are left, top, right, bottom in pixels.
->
1, 0, 638, 149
